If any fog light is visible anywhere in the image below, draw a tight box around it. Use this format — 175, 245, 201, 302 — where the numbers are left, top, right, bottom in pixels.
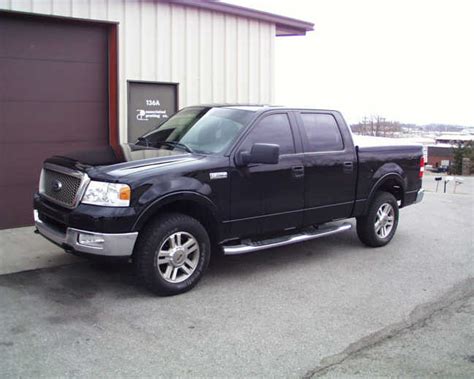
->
78, 233, 105, 248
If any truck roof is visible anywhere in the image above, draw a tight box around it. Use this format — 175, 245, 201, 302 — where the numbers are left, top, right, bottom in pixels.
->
187, 104, 341, 114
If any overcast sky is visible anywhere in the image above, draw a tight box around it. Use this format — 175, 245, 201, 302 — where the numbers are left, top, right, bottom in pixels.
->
227, 0, 474, 126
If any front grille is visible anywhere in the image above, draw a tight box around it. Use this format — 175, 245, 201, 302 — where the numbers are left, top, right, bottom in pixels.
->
41, 167, 83, 208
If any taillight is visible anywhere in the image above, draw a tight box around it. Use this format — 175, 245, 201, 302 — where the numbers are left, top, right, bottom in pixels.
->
419, 157, 425, 178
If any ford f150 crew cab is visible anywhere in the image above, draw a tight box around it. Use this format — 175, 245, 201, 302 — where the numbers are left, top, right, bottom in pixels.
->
34, 105, 424, 295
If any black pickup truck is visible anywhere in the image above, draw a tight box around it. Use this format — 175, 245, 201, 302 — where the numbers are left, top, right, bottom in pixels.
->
34, 105, 424, 295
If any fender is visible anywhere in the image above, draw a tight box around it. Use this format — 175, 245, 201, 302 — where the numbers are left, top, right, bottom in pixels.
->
366, 164, 407, 211
132, 191, 220, 231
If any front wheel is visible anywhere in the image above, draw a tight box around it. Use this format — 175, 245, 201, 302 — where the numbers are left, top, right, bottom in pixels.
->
134, 213, 211, 296
356, 191, 399, 247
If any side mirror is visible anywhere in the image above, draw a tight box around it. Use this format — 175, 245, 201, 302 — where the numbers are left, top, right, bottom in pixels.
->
236, 143, 280, 166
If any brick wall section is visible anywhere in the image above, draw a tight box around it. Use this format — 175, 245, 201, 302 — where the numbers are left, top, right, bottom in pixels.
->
428, 146, 453, 167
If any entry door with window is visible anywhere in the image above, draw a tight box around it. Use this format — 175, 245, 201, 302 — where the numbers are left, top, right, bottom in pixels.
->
229, 112, 305, 237
296, 112, 357, 225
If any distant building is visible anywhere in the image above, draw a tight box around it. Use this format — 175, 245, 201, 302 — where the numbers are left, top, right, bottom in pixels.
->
426, 134, 473, 169
435, 134, 474, 145
427, 145, 453, 168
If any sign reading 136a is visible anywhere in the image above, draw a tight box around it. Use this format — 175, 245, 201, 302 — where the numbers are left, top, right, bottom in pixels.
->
146, 99, 161, 106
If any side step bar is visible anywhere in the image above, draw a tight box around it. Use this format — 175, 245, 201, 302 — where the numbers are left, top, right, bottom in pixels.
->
222, 222, 352, 255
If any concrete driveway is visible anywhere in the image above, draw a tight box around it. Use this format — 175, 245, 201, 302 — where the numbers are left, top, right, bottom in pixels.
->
0, 178, 473, 377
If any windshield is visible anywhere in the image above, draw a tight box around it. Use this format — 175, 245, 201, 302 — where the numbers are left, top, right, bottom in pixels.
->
136, 107, 255, 154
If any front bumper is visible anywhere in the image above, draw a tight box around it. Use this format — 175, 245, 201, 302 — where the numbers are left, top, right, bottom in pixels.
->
415, 189, 425, 204
34, 210, 138, 257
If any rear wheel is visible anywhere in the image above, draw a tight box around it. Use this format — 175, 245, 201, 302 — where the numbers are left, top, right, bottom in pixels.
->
134, 213, 210, 296
357, 191, 399, 247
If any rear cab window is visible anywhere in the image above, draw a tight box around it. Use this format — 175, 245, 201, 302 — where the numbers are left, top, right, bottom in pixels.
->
299, 113, 344, 152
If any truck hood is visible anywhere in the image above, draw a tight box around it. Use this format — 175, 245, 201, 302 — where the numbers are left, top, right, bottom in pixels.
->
45, 144, 201, 179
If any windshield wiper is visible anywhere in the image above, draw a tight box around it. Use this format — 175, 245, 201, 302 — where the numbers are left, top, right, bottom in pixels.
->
156, 141, 194, 153
136, 136, 150, 147
136, 138, 193, 153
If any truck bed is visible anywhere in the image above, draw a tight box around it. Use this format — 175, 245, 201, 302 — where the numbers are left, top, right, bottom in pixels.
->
353, 135, 423, 211
353, 135, 423, 149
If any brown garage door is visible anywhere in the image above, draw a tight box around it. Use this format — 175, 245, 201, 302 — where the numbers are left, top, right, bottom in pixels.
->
0, 13, 110, 229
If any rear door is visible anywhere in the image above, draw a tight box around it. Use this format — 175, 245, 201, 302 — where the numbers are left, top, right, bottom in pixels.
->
229, 111, 305, 237
295, 111, 357, 225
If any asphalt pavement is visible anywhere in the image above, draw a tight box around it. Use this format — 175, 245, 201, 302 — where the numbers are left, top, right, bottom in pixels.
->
0, 178, 473, 377
313, 291, 474, 378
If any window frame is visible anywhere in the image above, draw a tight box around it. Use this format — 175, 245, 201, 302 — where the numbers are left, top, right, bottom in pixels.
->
296, 112, 346, 154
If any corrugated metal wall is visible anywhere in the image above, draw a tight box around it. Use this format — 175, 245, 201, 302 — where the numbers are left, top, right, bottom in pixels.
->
0, 0, 275, 142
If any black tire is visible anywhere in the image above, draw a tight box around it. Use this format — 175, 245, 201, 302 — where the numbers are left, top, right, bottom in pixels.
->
134, 213, 211, 296
356, 191, 399, 247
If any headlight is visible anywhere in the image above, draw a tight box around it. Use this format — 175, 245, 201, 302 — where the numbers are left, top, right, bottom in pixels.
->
39, 169, 45, 192
81, 181, 131, 207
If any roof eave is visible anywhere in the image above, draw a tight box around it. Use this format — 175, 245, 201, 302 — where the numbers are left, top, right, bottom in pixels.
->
276, 24, 311, 37
162, 0, 314, 36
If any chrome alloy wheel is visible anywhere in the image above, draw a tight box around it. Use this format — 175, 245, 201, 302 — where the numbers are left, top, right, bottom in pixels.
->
157, 232, 200, 283
374, 203, 395, 239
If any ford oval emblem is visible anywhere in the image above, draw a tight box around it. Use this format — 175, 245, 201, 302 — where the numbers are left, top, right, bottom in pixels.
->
52, 179, 63, 192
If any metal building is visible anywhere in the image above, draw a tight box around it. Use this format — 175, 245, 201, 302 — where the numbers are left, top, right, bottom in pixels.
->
0, 0, 313, 228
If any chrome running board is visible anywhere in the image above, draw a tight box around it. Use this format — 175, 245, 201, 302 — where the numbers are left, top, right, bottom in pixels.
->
222, 222, 352, 255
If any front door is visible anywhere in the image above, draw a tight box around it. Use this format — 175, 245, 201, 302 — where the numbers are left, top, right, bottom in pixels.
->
228, 112, 305, 238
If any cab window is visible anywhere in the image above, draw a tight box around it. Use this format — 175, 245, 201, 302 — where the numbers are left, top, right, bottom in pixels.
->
241, 113, 295, 155
300, 113, 344, 152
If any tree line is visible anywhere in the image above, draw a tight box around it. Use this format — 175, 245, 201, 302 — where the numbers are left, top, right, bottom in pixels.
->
350, 116, 402, 137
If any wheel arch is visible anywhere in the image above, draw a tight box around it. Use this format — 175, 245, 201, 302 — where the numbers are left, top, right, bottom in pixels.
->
133, 192, 221, 244
366, 172, 407, 213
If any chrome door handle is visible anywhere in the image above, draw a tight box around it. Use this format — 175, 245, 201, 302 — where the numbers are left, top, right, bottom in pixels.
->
291, 166, 305, 178
343, 161, 354, 171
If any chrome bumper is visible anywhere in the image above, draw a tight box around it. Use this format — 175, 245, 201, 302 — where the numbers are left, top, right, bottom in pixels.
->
415, 189, 425, 204
34, 210, 138, 257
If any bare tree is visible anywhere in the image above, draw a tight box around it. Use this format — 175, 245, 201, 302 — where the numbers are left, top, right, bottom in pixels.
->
351, 115, 401, 137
